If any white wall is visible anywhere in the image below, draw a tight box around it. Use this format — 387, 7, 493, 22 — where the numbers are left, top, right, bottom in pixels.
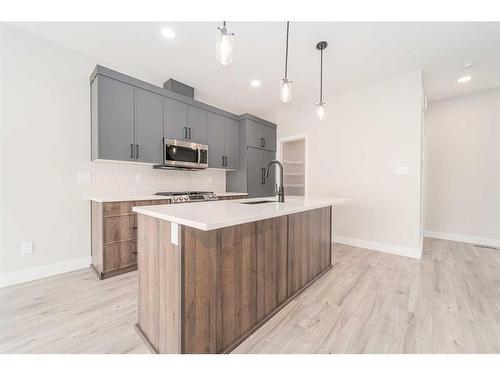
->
0, 24, 226, 287
424, 89, 500, 247
275, 71, 424, 258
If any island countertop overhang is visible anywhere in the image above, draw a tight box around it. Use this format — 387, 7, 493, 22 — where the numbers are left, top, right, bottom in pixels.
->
132, 196, 350, 231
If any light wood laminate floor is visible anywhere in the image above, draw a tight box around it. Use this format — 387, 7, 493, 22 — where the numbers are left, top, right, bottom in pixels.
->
1, 238, 499, 354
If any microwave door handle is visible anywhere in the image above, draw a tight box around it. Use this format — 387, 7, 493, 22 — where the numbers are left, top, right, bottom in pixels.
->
197, 146, 201, 166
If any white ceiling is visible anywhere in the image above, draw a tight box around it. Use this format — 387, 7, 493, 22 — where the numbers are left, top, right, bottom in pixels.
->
9, 22, 500, 116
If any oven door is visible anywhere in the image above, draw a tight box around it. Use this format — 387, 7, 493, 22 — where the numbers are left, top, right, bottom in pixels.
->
164, 139, 208, 169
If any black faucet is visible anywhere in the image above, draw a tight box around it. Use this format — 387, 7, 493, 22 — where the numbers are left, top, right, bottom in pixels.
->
265, 160, 285, 202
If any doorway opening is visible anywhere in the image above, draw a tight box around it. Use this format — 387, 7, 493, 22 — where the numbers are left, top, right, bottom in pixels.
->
280, 137, 306, 197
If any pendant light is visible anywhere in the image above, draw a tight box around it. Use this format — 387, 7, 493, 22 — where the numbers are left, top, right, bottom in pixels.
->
216, 21, 234, 66
316, 41, 328, 120
280, 21, 293, 103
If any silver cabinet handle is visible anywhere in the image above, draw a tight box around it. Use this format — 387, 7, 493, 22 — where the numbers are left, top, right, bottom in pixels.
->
130, 144, 134, 159
136, 144, 139, 159
184, 127, 188, 138
188, 127, 192, 139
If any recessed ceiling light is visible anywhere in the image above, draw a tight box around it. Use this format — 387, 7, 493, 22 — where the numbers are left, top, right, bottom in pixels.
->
250, 80, 261, 87
161, 27, 175, 39
457, 75, 472, 83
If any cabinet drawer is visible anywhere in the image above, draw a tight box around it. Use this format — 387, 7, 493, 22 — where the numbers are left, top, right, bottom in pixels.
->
133, 199, 170, 207
104, 241, 137, 272
103, 215, 137, 244
103, 201, 134, 217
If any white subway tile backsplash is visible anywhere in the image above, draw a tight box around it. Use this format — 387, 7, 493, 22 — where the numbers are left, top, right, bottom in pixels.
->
90, 160, 226, 195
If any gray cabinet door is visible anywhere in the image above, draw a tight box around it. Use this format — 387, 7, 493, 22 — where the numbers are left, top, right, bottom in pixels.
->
163, 97, 187, 141
262, 125, 276, 152
207, 112, 225, 168
262, 149, 276, 197
224, 118, 238, 169
246, 119, 263, 149
187, 105, 208, 144
98, 76, 134, 161
247, 147, 264, 198
134, 87, 163, 163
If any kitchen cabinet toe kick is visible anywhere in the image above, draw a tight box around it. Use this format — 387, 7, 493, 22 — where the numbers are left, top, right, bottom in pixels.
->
136, 206, 333, 354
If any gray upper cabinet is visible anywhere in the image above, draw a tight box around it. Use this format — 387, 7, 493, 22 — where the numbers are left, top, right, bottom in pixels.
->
187, 105, 208, 144
96, 76, 134, 161
207, 112, 225, 168
207, 113, 238, 170
224, 118, 238, 169
261, 125, 276, 152
163, 97, 187, 141
245, 119, 276, 152
134, 87, 163, 163
91, 66, 243, 165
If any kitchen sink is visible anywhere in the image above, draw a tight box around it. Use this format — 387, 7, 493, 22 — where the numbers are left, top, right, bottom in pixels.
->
240, 200, 276, 205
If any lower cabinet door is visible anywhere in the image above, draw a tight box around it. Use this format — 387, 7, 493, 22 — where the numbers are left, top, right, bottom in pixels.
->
262, 149, 276, 197
104, 241, 137, 272
246, 147, 264, 198
103, 215, 136, 244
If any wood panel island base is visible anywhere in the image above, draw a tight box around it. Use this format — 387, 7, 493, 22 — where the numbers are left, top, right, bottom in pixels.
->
133, 197, 348, 353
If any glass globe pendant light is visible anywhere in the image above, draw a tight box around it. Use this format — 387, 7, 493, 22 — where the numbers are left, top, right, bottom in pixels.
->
216, 21, 234, 66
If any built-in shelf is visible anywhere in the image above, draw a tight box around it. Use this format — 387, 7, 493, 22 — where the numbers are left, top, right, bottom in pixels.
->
283, 160, 304, 165
285, 184, 305, 188
284, 172, 304, 177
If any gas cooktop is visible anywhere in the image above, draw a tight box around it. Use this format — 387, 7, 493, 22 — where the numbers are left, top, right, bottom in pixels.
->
155, 191, 218, 203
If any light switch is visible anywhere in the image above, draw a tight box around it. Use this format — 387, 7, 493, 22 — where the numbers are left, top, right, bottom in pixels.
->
394, 166, 409, 176
22, 241, 34, 254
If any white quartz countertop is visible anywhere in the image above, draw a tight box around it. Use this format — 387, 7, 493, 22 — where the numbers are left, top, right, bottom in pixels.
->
132, 196, 351, 231
89, 192, 248, 203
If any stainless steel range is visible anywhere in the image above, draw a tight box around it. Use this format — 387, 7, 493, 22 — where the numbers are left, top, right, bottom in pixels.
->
155, 191, 218, 204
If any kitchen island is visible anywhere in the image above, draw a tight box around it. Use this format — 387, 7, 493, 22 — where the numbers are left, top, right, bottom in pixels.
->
133, 196, 349, 354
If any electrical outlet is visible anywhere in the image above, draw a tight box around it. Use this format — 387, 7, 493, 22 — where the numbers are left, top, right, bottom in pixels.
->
22, 241, 34, 254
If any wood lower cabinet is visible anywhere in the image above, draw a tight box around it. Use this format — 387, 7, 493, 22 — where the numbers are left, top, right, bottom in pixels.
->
91, 199, 169, 279
136, 206, 332, 354
288, 207, 332, 295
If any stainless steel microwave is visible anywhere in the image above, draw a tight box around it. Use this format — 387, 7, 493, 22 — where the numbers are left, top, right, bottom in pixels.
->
155, 138, 208, 170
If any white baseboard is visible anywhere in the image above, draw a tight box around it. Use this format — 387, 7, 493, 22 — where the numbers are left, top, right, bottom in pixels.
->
0, 256, 92, 288
424, 231, 500, 248
333, 235, 421, 259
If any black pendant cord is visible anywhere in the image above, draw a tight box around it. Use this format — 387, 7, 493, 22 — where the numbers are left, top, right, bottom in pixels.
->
284, 21, 290, 79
